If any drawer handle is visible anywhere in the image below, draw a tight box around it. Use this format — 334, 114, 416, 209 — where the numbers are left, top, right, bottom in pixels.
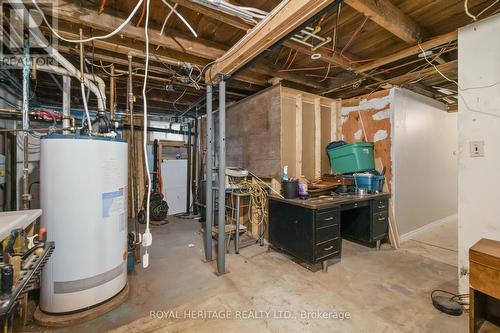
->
354, 203, 358, 207
377, 205, 386, 209
324, 246, 334, 251
324, 217, 335, 221
378, 217, 385, 221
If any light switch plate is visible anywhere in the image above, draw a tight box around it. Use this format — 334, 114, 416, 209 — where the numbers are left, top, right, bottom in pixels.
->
470, 141, 484, 157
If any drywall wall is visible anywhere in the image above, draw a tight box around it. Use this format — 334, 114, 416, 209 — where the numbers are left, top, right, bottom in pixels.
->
458, 14, 500, 293
392, 88, 458, 238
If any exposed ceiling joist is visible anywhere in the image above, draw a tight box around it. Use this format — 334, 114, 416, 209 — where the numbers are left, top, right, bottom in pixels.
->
169, 0, 253, 31
52, 0, 226, 60
206, 0, 337, 83
344, 0, 426, 44
356, 31, 458, 73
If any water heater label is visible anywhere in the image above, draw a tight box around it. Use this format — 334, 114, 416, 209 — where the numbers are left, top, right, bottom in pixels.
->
102, 189, 125, 218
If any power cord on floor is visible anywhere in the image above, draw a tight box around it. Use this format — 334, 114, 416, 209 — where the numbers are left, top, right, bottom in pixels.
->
431, 289, 469, 316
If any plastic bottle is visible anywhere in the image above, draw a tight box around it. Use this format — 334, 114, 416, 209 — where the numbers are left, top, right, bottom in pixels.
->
298, 176, 308, 196
283, 165, 289, 181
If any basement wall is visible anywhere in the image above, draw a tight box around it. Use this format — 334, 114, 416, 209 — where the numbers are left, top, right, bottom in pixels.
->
392, 88, 457, 238
458, 14, 500, 293
341, 88, 458, 239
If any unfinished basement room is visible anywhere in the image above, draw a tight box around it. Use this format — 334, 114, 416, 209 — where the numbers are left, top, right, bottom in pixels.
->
0, 0, 499, 332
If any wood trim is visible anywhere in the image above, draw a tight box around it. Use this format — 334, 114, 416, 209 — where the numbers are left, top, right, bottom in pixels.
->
314, 98, 321, 179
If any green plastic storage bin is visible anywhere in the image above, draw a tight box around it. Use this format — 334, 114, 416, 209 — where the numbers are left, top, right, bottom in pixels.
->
327, 142, 375, 174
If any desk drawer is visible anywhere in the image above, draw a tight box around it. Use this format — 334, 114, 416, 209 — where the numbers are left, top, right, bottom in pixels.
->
342, 200, 369, 211
315, 238, 341, 260
316, 209, 340, 228
373, 211, 388, 239
316, 224, 340, 244
372, 197, 388, 213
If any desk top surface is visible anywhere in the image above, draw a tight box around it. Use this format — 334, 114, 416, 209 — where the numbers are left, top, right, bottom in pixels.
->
269, 193, 390, 210
0, 210, 42, 241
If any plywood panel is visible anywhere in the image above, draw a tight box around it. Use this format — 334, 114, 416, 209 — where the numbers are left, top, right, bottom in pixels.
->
225, 85, 282, 178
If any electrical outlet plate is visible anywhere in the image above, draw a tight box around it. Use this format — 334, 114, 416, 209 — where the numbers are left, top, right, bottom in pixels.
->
470, 141, 484, 157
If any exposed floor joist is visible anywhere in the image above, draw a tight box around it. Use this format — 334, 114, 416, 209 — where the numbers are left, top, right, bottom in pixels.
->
344, 0, 426, 44
206, 0, 336, 83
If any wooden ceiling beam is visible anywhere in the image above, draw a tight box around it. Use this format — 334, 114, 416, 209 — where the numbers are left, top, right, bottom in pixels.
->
206, 0, 335, 83
51, 0, 226, 60
344, 0, 426, 44
356, 31, 457, 73
48, 2, 323, 91
169, 0, 253, 31
366, 60, 457, 88
47, 27, 268, 88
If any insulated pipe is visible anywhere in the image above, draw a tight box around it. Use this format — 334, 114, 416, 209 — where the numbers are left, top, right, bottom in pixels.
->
21, 43, 30, 210
204, 85, 213, 262
7, 1, 105, 111
110, 64, 116, 122
217, 80, 226, 275
186, 121, 192, 214
62, 76, 71, 134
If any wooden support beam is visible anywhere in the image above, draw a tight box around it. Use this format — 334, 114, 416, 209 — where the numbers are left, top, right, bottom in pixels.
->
314, 98, 321, 179
295, 93, 303, 178
356, 31, 458, 73
52, 0, 226, 60
206, 0, 334, 83
344, 0, 426, 44
169, 0, 253, 31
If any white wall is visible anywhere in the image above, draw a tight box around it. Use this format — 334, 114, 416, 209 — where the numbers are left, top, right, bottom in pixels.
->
458, 14, 500, 293
392, 88, 458, 238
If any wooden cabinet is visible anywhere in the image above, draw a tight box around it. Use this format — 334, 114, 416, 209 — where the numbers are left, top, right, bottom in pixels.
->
469, 238, 500, 333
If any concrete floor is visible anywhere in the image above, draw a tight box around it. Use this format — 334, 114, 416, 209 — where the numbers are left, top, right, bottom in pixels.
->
401, 218, 458, 267
42, 216, 467, 333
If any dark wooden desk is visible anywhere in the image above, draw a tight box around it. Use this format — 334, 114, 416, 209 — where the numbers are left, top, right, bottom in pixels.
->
268, 193, 390, 271
469, 238, 500, 333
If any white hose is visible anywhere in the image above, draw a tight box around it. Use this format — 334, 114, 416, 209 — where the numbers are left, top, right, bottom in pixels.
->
31, 0, 145, 43
142, 0, 152, 266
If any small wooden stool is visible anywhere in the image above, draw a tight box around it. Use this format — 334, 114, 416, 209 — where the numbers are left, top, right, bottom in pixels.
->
469, 238, 500, 333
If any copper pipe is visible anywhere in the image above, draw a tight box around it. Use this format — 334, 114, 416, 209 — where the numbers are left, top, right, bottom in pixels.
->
305, 74, 337, 79
136, 0, 146, 27
278, 66, 328, 73
98, 0, 107, 14
110, 64, 116, 122
340, 16, 369, 56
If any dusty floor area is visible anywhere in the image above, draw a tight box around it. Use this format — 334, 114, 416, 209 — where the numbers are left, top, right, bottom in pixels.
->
401, 218, 458, 267
42, 216, 466, 333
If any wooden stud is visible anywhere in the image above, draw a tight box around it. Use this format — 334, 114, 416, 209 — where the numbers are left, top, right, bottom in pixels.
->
295, 94, 303, 178
314, 98, 321, 179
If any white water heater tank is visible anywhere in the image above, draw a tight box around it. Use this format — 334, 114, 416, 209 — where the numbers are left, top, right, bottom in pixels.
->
40, 134, 128, 314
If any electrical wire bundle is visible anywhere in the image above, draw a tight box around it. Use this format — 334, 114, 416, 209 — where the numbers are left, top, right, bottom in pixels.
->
231, 178, 269, 242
